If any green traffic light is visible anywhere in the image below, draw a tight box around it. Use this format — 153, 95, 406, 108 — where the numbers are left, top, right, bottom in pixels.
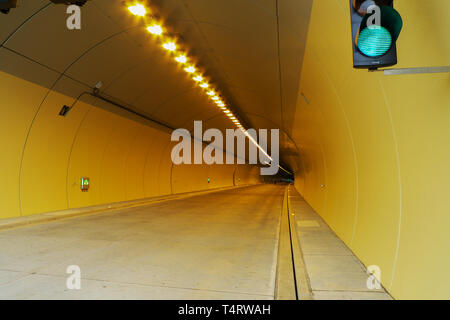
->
357, 25, 392, 57
356, 5, 403, 59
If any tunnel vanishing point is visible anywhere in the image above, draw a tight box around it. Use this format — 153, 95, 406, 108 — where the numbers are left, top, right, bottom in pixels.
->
0, 0, 449, 301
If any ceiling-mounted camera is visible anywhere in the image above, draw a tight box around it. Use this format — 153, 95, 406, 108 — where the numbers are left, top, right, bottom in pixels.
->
0, 0, 17, 14
1, 0, 89, 15
49, 0, 89, 6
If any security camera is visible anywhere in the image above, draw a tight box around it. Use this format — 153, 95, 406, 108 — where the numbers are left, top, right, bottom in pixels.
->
0, 0, 18, 14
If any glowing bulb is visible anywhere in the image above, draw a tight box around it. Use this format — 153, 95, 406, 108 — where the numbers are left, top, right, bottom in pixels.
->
175, 55, 187, 64
185, 66, 196, 73
217, 102, 225, 107
212, 96, 219, 101
200, 83, 209, 88
128, 4, 146, 16
224, 110, 231, 114
207, 90, 215, 96
193, 75, 203, 82
147, 25, 163, 35
163, 42, 176, 51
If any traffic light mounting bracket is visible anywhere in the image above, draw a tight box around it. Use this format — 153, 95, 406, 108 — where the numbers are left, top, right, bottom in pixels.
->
368, 66, 450, 75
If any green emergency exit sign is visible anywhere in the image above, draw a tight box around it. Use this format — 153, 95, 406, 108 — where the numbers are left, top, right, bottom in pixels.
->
81, 177, 90, 192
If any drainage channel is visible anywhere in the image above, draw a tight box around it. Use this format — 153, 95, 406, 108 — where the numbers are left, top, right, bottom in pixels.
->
275, 185, 312, 300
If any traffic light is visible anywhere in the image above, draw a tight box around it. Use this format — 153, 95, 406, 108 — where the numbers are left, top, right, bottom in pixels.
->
350, 0, 403, 69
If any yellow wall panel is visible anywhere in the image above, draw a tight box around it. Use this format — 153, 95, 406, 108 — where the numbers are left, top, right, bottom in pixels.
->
295, 0, 450, 299
0, 70, 260, 221
143, 129, 170, 198
0, 71, 46, 218
99, 115, 140, 204
172, 163, 210, 194
383, 74, 450, 299
235, 165, 261, 186
67, 106, 115, 208
124, 125, 156, 201
209, 164, 236, 189
156, 138, 174, 196
20, 92, 90, 215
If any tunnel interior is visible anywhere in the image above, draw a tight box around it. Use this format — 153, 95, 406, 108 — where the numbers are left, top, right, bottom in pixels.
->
0, 0, 449, 300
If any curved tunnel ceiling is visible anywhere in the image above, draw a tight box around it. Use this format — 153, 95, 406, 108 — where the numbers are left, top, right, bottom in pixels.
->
0, 0, 313, 170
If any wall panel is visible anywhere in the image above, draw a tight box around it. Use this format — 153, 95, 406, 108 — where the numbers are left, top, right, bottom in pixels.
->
20, 92, 90, 216
0, 72, 46, 218
67, 105, 115, 208
0, 71, 261, 220
294, 0, 450, 299
124, 125, 156, 201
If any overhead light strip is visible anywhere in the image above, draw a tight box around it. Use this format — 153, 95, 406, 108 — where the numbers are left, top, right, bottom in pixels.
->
127, 2, 288, 172
127, 2, 244, 127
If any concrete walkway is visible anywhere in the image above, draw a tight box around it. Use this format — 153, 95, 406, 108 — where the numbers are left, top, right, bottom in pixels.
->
288, 186, 392, 300
0, 185, 284, 300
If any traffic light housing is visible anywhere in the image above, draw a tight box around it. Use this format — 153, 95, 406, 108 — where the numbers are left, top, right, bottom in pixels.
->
350, 0, 403, 69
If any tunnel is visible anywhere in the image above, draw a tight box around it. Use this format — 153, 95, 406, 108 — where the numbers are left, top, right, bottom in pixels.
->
0, 0, 449, 301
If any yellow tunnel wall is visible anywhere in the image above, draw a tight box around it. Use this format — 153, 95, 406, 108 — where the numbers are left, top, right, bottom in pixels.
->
293, 0, 450, 299
0, 70, 261, 220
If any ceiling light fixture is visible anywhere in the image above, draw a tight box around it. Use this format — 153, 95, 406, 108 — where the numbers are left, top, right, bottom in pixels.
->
125, 3, 286, 157
175, 55, 187, 64
184, 66, 196, 73
162, 42, 176, 51
128, 4, 146, 16
147, 25, 163, 35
